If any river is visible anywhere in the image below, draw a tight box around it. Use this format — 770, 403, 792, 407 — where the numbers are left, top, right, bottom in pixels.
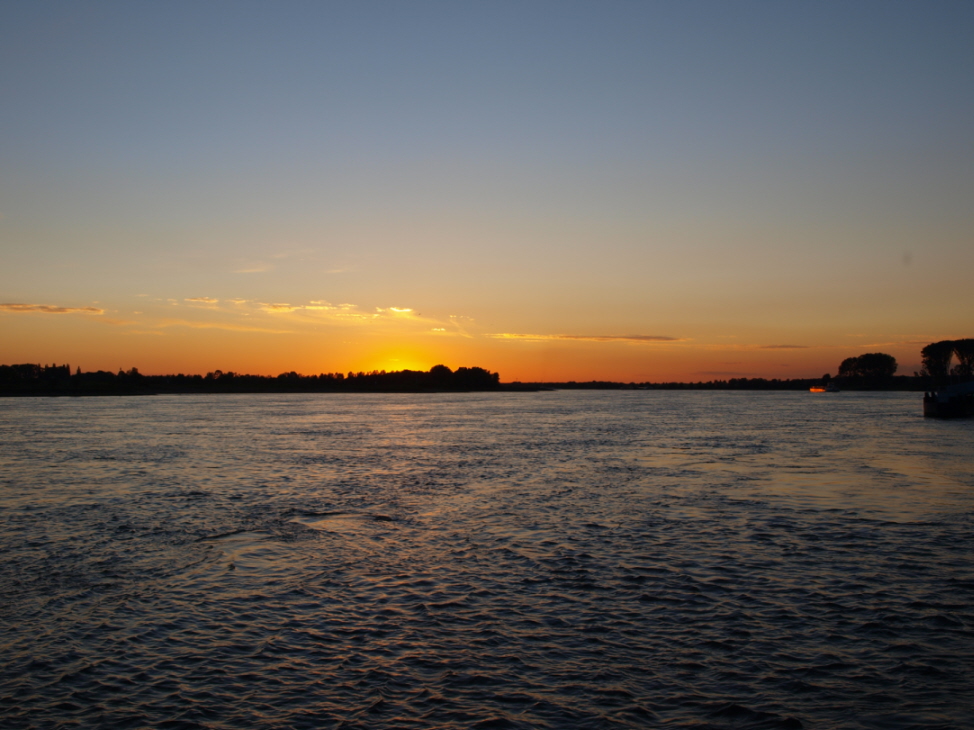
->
1, 391, 972, 728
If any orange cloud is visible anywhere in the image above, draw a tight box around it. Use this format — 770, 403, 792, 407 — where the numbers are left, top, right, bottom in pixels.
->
260, 302, 303, 313
156, 319, 292, 334
487, 333, 685, 343
258, 300, 424, 323
0, 303, 104, 314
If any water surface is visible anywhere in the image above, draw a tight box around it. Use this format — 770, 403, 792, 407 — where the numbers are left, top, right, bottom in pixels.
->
1, 391, 972, 728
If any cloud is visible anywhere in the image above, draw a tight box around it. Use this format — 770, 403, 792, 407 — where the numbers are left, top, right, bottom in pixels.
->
447, 314, 475, 339
758, 344, 808, 350
259, 301, 425, 324
487, 333, 685, 344
185, 297, 219, 304
261, 302, 302, 313
256, 301, 375, 322
0, 303, 104, 315
157, 319, 292, 334
861, 339, 932, 347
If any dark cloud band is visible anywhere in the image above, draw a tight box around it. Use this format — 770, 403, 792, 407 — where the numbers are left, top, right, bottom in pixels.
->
0, 303, 104, 315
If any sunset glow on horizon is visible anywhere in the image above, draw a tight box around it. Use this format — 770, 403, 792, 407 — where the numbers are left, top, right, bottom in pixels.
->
2, 2, 972, 381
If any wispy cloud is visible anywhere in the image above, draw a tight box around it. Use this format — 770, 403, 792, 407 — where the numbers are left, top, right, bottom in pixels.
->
861, 339, 933, 347
261, 302, 303, 313
258, 300, 423, 323
0, 303, 104, 315
487, 333, 685, 344
156, 319, 293, 334
758, 344, 808, 350
258, 300, 375, 321
148, 296, 448, 332
446, 315, 475, 339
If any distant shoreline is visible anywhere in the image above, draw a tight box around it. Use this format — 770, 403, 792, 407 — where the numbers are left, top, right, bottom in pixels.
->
0, 367, 935, 398
0, 387, 929, 398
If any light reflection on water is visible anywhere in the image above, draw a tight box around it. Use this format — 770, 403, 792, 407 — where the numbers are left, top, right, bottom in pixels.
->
1, 391, 972, 729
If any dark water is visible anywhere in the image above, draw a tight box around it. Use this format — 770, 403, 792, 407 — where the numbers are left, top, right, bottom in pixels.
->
1, 391, 972, 729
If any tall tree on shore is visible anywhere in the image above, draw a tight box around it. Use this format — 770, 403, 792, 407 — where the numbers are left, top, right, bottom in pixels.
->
920, 340, 956, 383
951, 339, 974, 379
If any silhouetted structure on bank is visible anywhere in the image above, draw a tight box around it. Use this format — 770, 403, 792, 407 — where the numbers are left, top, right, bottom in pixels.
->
919, 339, 974, 418
920, 339, 974, 385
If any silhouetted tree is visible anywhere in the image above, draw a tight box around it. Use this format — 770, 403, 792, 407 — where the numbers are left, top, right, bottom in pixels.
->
951, 338, 974, 380
920, 340, 955, 384
429, 364, 453, 387
857, 353, 897, 379
453, 366, 498, 389
838, 357, 858, 378
2, 363, 502, 395
837, 353, 897, 386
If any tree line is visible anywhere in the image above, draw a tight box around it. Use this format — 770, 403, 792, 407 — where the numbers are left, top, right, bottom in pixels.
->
808, 340, 973, 389
0, 363, 500, 396
4, 338, 971, 396
529, 339, 970, 391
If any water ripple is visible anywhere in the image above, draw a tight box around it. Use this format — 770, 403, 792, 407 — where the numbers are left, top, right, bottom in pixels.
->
1, 392, 972, 728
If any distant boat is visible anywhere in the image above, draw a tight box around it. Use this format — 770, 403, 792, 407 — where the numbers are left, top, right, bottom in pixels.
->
809, 383, 839, 393
923, 382, 974, 418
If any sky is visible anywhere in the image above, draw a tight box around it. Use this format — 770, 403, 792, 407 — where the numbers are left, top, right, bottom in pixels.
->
2, 1, 972, 381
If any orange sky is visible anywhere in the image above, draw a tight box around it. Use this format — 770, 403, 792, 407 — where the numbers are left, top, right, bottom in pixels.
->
0, 297, 958, 381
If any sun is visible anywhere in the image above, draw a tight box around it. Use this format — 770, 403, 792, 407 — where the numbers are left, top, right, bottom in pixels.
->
358, 347, 432, 374
375, 358, 428, 373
